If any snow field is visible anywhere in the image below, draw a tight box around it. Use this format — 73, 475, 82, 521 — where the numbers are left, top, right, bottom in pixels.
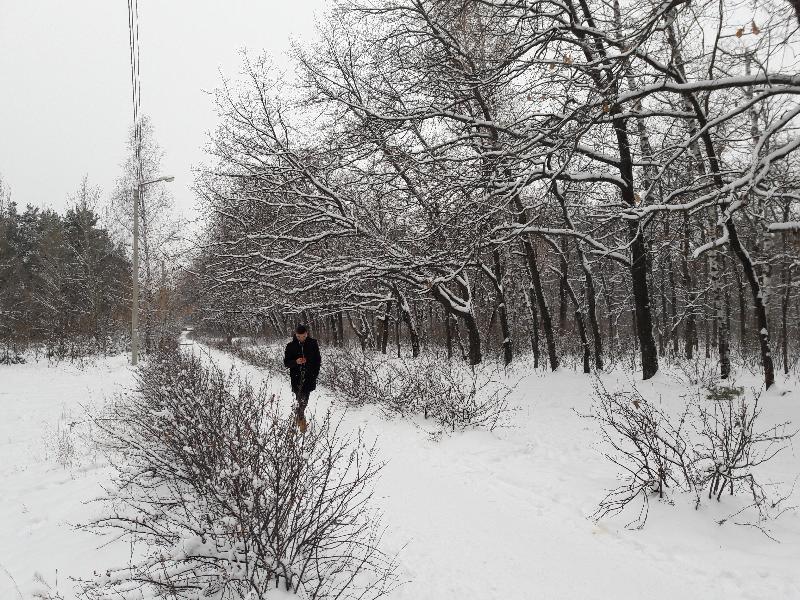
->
0, 355, 136, 599
1, 340, 798, 599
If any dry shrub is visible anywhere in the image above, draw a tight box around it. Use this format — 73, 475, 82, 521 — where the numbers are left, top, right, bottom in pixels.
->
80, 350, 397, 600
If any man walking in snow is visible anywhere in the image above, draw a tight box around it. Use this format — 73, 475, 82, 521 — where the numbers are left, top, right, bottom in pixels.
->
283, 324, 322, 433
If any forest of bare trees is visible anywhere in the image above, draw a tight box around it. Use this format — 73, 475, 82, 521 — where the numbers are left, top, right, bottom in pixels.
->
187, 0, 800, 388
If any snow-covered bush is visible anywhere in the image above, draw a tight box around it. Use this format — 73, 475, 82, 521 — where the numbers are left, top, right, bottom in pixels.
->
695, 387, 793, 508
42, 333, 130, 364
229, 339, 287, 374
325, 348, 513, 431
589, 379, 796, 529
80, 350, 397, 600
0, 344, 25, 364
589, 379, 696, 528
667, 354, 720, 387
199, 336, 512, 432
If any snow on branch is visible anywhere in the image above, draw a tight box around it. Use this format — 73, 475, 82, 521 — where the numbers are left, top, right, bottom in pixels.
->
692, 228, 729, 259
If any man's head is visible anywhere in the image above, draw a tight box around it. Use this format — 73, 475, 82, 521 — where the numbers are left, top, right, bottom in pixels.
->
295, 324, 308, 342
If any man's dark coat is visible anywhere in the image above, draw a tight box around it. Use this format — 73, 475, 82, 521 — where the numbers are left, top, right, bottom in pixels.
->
283, 335, 322, 395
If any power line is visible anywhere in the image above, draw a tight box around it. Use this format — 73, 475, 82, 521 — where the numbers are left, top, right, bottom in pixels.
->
127, 0, 142, 184
128, 0, 142, 366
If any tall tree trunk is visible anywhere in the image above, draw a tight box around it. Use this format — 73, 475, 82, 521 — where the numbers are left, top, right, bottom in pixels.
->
558, 237, 569, 333
585, 266, 604, 370
380, 300, 392, 354
681, 215, 696, 360
715, 252, 731, 379
735, 265, 747, 355
512, 195, 557, 370
491, 249, 513, 366
395, 288, 420, 358
553, 183, 603, 369
445, 310, 454, 360
523, 282, 541, 368
659, 268, 667, 357
681, 214, 697, 360
582, 0, 658, 379
669, 248, 679, 357
525, 237, 558, 370
429, 279, 482, 365
563, 277, 591, 373
628, 221, 658, 378
782, 271, 791, 375
666, 14, 774, 388
337, 311, 345, 347
781, 209, 792, 374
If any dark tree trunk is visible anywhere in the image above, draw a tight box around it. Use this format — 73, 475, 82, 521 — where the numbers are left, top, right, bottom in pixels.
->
781, 225, 792, 374
735, 265, 747, 355
492, 249, 513, 366
455, 279, 482, 365
727, 221, 775, 388
585, 268, 604, 370
629, 222, 658, 378
558, 237, 569, 333
659, 270, 667, 357
670, 254, 679, 357
380, 300, 392, 354
524, 284, 541, 368
445, 310, 454, 360
512, 193, 557, 370
782, 280, 790, 375
717, 253, 731, 379
337, 311, 345, 347
395, 289, 420, 358
519, 236, 557, 370
527, 239, 558, 371
461, 310, 482, 366
429, 282, 482, 365
574, 0, 657, 379
563, 277, 591, 373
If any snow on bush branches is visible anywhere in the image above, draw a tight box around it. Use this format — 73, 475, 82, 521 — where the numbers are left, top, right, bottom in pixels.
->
323, 348, 514, 432
588, 379, 796, 532
218, 338, 514, 433
79, 350, 398, 600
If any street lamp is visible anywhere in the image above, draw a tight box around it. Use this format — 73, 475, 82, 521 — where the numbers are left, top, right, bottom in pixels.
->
132, 175, 174, 366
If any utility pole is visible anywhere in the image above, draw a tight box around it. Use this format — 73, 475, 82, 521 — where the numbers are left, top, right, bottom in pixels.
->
131, 184, 140, 365
130, 176, 173, 366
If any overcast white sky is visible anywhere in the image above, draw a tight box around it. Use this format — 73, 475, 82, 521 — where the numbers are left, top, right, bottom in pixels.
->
0, 0, 327, 222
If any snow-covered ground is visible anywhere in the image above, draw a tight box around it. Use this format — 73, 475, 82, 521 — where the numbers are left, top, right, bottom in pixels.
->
0, 354, 136, 599
2, 340, 799, 599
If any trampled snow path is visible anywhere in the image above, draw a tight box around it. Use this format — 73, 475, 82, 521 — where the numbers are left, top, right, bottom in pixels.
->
1, 340, 799, 600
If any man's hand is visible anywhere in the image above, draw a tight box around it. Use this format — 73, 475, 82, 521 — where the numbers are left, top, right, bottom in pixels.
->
296, 357, 307, 365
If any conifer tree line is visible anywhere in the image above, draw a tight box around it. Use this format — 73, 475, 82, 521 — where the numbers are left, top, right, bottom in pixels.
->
190, 0, 800, 386
0, 177, 130, 356
0, 117, 183, 359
